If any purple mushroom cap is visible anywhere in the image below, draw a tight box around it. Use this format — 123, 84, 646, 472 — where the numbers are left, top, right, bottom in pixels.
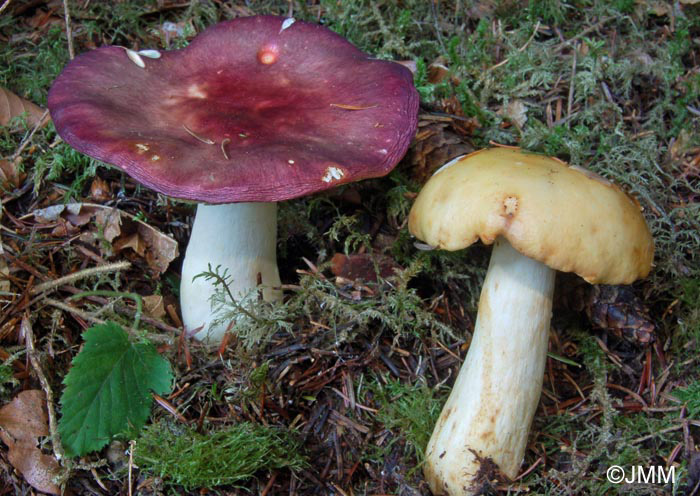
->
48, 15, 419, 203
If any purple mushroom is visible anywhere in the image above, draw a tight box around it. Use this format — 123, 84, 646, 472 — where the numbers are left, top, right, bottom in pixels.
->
48, 15, 418, 342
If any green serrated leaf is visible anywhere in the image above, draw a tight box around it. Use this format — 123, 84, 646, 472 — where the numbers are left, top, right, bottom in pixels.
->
59, 321, 173, 457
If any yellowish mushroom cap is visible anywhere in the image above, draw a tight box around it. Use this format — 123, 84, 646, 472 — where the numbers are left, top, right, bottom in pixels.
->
408, 147, 654, 284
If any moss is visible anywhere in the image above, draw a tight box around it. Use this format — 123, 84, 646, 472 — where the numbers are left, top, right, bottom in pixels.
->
367, 375, 445, 466
135, 420, 306, 489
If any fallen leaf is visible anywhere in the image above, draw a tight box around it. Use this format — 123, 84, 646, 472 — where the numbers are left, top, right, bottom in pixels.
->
0, 390, 47, 442
0, 390, 61, 495
0, 211, 8, 295
113, 232, 146, 257
645, 1, 672, 16
26, 8, 63, 30
330, 253, 400, 282
499, 99, 528, 129
138, 222, 179, 274
32, 203, 178, 274
428, 57, 452, 84
91, 207, 123, 242
0, 87, 49, 129
408, 118, 475, 183
396, 60, 417, 74
143, 295, 166, 319
88, 177, 112, 201
0, 157, 26, 189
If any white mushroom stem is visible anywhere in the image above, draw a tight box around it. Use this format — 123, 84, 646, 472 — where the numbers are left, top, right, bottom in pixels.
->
180, 202, 282, 343
424, 237, 555, 496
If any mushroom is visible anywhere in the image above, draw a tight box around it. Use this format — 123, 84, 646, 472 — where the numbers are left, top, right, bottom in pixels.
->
408, 148, 654, 495
48, 15, 418, 343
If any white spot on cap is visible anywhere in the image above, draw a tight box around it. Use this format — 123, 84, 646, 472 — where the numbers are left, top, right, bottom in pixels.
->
135, 143, 150, 153
151, 155, 160, 161
280, 17, 295, 33
138, 49, 161, 59
125, 48, 145, 68
187, 84, 207, 99
322, 166, 345, 183
379, 148, 388, 155
288, 159, 295, 164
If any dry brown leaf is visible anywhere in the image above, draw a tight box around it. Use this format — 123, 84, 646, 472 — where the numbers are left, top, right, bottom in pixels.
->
0, 251, 8, 294
138, 222, 180, 274
32, 203, 178, 274
0, 157, 26, 189
143, 294, 166, 319
330, 253, 400, 283
0, 390, 60, 495
26, 8, 63, 30
408, 119, 474, 184
396, 60, 417, 74
499, 100, 528, 129
643, 0, 672, 15
0, 390, 48, 443
7, 446, 61, 495
0, 212, 9, 295
88, 177, 112, 201
113, 232, 146, 257
0, 87, 49, 129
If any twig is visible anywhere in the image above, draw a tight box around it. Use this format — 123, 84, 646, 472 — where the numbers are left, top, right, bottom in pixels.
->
687, 105, 700, 118
552, 16, 614, 54
62, 0, 75, 60
488, 21, 540, 71
10, 109, 50, 161
128, 440, 135, 496
44, 298, 173, 344
430, 0, 446, 53
0, 0, 12, 15
30, 261, 131, 295
630, 424, 683, 445
69, 289, 142, 329
567, 43, 578, 119
59, 285, 181, 336
261, 472, 278, 496
22, 315, 65, 461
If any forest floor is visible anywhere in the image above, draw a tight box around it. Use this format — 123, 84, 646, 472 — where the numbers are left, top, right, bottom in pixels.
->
1, 1, 699, 495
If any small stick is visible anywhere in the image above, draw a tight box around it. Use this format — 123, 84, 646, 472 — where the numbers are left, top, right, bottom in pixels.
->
488, 21, 540, 71
11, 109, 50, 161
128, 440, 135, 496
182, 124, 215, 145
567, 43, 578, 119
630, 424, 683, 445
23, 315, 65, 461
62, 0, 75, 60
44, 298, 172, 344
552, 16, 614, 54
0, 0, 12, 15
220, 138, 231, 160
69, 289, 142, 329
31, 261, 131, 295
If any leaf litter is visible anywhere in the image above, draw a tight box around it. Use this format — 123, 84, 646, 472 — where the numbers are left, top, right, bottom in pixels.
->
0, 1, 698, 494
0, 390, 61, 494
